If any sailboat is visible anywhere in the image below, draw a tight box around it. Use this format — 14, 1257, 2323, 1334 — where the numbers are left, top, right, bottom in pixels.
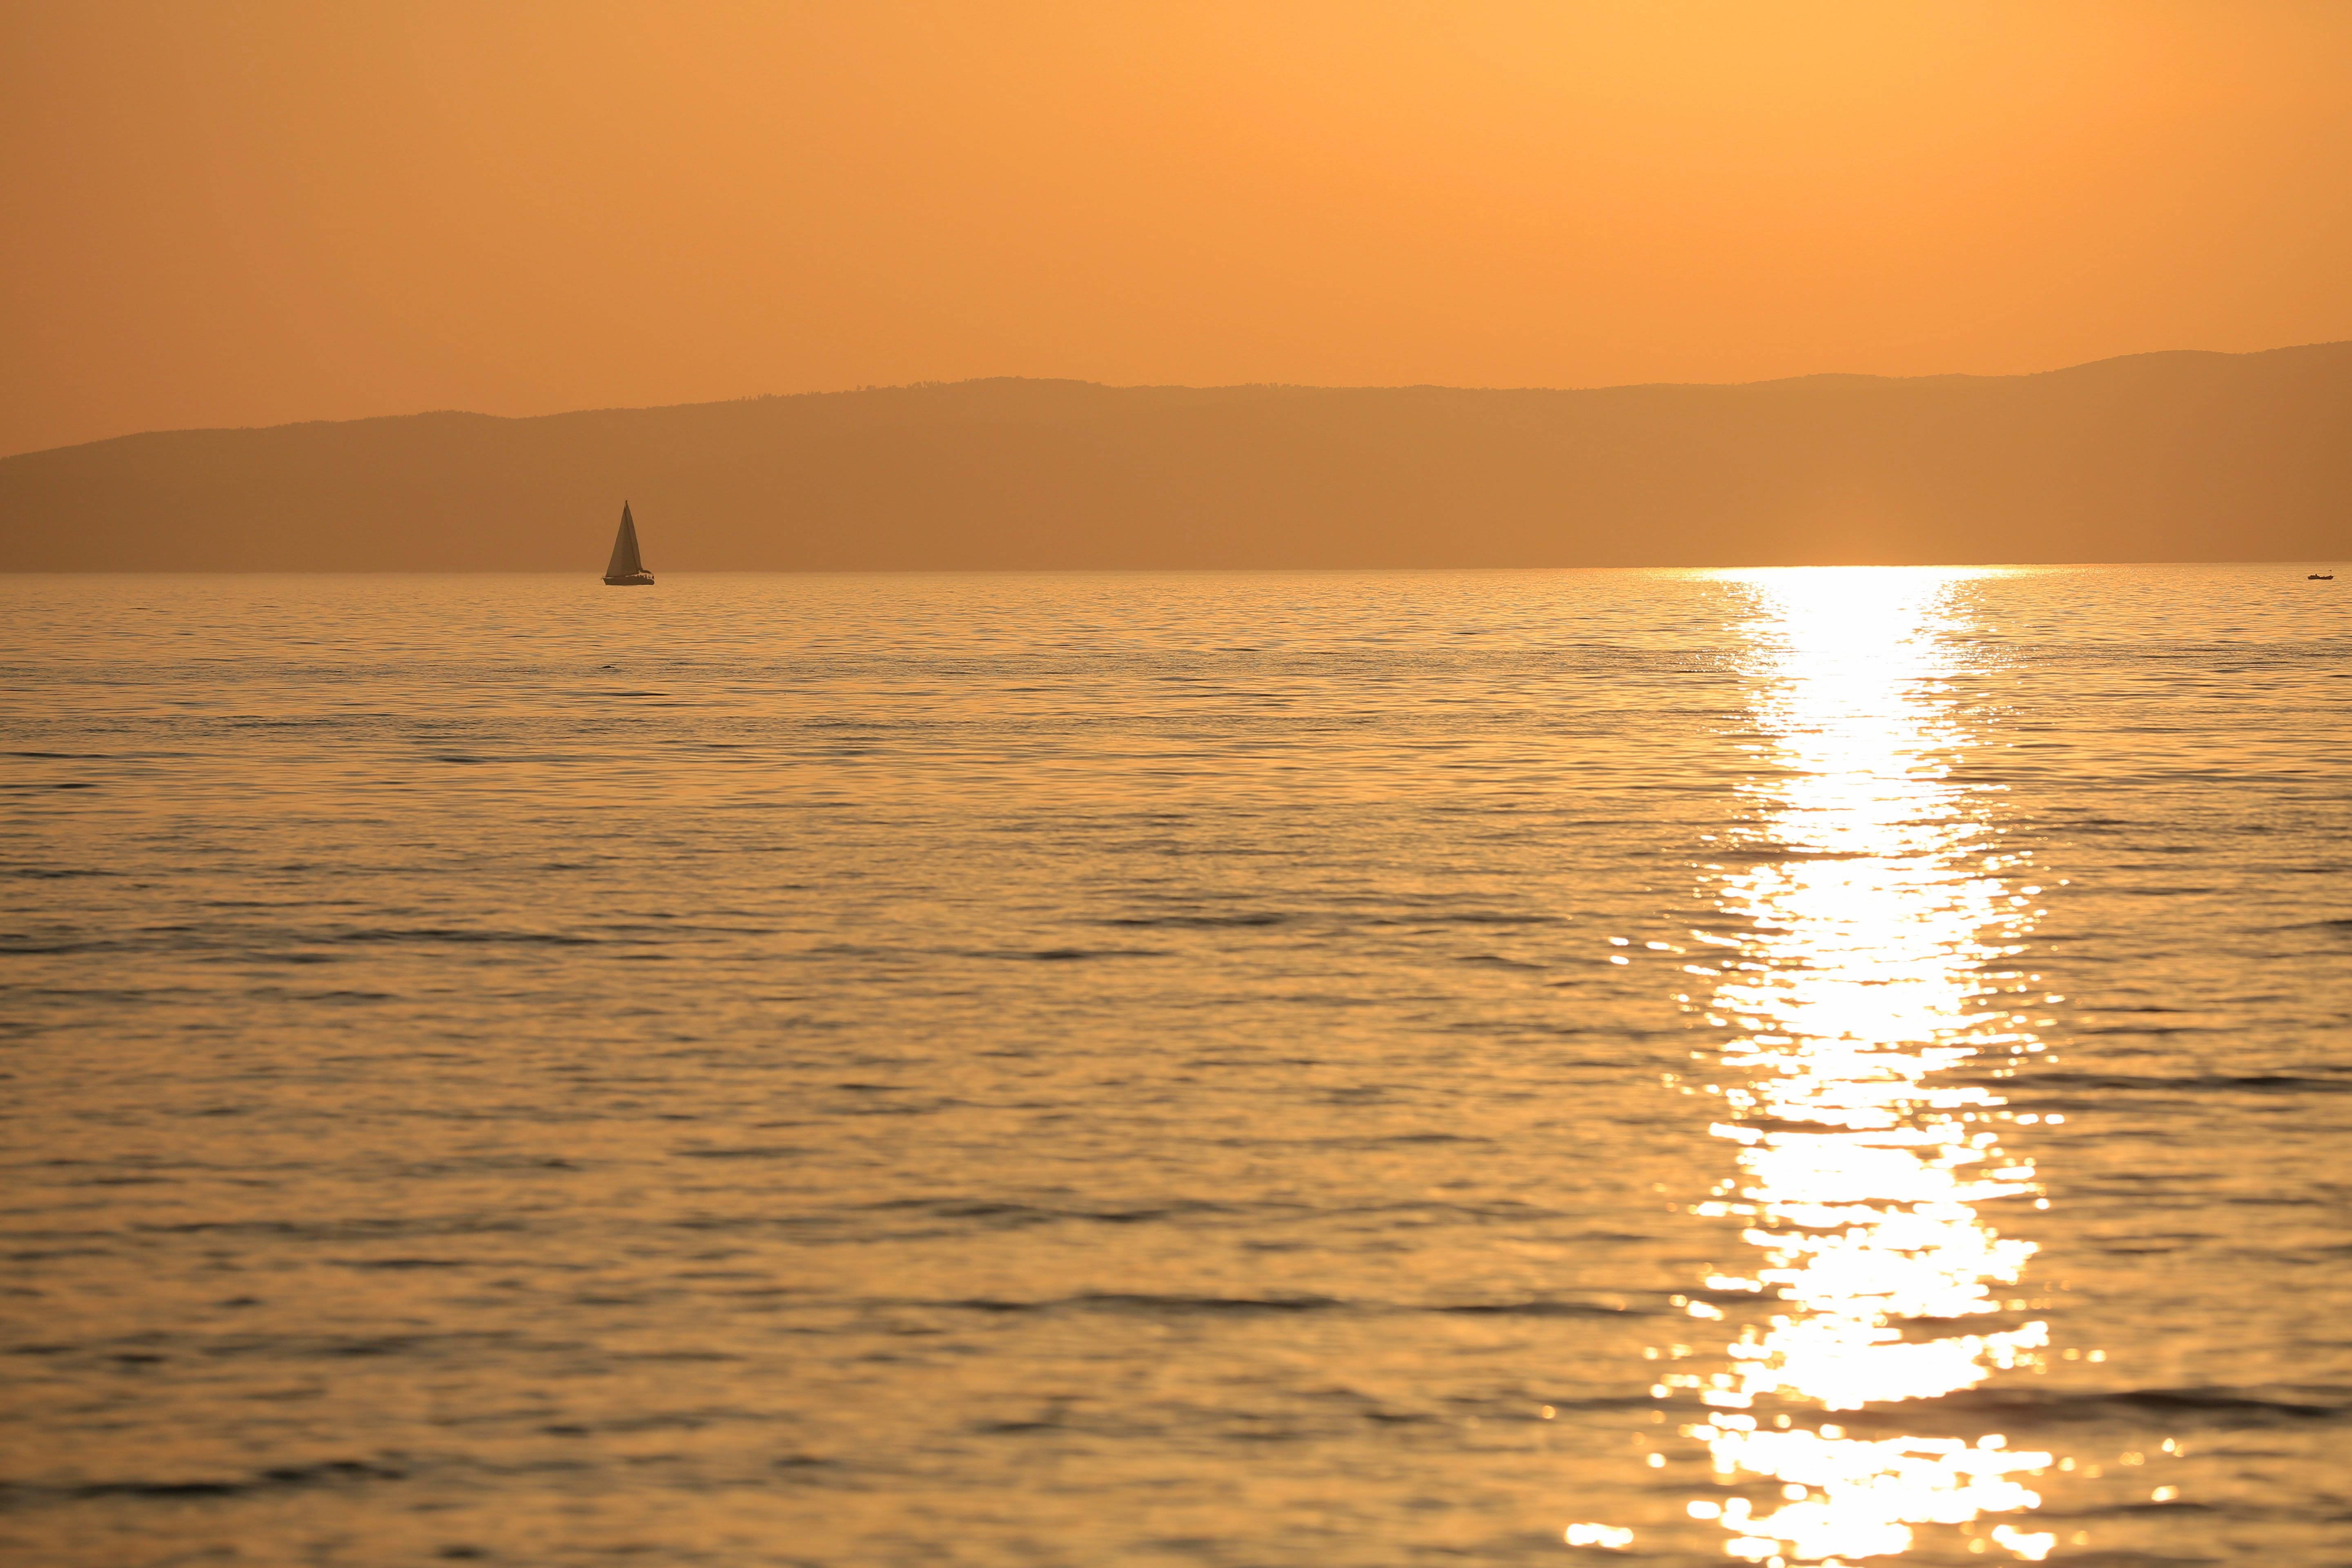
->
603, 501, 655, 586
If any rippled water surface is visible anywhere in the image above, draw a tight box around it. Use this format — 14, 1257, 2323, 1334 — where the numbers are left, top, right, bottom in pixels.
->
4, 566, 2348, 1567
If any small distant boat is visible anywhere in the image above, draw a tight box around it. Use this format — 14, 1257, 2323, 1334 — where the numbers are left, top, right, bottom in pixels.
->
2310, 572, 2335, 581
603, 502, 655, 586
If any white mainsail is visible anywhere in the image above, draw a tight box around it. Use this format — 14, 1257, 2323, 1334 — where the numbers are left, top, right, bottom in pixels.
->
605, 502, 648, 581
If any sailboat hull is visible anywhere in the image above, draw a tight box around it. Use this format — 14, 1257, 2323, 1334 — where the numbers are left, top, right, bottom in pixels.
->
603, 572, 656, 586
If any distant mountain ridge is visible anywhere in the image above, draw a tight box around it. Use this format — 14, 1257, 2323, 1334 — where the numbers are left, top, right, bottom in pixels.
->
4, 343, 2347, 570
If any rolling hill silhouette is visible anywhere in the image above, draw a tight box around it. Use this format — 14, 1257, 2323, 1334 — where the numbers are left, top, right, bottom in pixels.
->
4, 343, 2346, 570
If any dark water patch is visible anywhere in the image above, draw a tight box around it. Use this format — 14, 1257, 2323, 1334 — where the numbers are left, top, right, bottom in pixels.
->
1219, 1132, 1493, 1150
1432, 911, 1569, 925
1102, 912, 1290, 929
900, 1287, 1651, 1323
200, 1330, 588, 1364
1823, 1385, 2348, 1433
54, 1479, 244, 1501
539, 1410, 767, 1437
862, 1197, 1238, 1227
1966, 1070, 2352, 1096
594, 920, 781, 936
330, 927, 604, 947
674, 1145, 809, 1160
1319, 1198, 1576, 1223
138, 1216, 531, 1240
7, 1458, 413, 1506
1430, 1300, 1629, 1319
921, 1292, 1341, 1316
976, 947, 1171, 962
252, 987, 395, 1002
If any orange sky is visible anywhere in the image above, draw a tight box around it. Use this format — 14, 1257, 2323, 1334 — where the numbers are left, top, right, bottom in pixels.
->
5, 0, 2351, 456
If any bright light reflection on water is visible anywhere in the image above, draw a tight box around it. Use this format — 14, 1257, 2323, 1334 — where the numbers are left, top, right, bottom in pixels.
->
1663, 569, 2063, 1564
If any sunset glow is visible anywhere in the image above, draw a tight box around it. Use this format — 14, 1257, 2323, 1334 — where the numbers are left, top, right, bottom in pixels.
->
5, 7, 2341, 1564
8, 2, 2352, 454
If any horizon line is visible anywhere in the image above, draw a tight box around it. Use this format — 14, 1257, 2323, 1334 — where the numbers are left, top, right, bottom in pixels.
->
7, 559, 2341, 579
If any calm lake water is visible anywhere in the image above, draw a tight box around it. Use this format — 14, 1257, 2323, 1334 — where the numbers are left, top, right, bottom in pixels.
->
3, 566, 2348, 1568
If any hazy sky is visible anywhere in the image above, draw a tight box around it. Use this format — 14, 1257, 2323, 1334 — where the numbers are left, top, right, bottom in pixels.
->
6, 0, 2351, 456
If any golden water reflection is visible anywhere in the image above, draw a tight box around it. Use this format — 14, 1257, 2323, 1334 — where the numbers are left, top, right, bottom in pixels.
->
1662, 569, 2063, 1565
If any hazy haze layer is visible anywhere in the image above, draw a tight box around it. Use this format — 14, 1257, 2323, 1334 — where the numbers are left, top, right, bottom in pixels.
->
4, 344, 2347, 571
